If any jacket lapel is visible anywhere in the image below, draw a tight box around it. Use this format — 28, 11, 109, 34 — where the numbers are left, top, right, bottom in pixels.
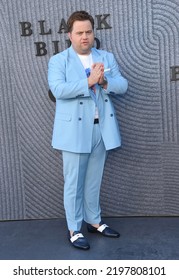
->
68, 46, 87, 79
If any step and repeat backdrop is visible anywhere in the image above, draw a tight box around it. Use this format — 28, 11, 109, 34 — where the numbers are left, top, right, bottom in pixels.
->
0, 0, 179, 220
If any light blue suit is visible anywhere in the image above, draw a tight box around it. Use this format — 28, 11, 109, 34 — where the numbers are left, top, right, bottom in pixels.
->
48, 46, 128, 231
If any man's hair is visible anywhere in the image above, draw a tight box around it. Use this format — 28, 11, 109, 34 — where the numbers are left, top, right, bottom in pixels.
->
67, 11, 94, 32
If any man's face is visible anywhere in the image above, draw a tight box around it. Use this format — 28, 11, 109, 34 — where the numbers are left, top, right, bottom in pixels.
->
68, 20, 94, 55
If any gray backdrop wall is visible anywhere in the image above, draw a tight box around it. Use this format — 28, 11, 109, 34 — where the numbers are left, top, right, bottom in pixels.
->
0, 0, 179, 220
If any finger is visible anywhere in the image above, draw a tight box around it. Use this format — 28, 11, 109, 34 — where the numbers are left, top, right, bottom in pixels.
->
92, 63, 104, 69
91, 63, 97, 69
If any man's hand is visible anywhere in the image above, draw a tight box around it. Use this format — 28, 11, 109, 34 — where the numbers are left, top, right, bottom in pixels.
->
88, 63, 104, 88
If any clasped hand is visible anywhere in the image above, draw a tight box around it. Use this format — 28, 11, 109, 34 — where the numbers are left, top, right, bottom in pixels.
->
88, 63, 105, 88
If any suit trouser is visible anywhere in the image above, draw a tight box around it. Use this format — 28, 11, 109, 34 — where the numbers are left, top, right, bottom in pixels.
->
62, 124, 107, 231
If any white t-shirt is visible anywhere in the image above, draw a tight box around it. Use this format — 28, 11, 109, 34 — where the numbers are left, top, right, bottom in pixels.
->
78, 53, 99, 119
78, 53, 93, 69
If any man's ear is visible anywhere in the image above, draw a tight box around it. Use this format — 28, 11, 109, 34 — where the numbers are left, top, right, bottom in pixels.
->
68, 32, 72, 41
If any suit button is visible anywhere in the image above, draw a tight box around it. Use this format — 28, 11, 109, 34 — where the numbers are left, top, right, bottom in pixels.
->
105, 99, 108, 102
78, 117, 82, 121
80, 102, 83, 105
110, 114, 113, 117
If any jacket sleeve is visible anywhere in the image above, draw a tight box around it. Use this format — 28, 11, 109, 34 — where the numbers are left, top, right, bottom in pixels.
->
48, 54, 91, 100
104, 53, 128, 95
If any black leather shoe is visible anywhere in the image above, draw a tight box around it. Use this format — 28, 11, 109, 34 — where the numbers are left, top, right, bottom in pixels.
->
68, 231, 90, 250
87, 222, 120, 238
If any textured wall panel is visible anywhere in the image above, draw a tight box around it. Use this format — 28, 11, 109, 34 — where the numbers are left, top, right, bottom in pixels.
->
0, 0, 25, 220
0, 0, 179, 220
153, 0, 179, 143
153, 0, 179, 214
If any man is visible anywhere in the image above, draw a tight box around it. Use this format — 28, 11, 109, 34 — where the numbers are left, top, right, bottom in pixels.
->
48, 11, 128, 250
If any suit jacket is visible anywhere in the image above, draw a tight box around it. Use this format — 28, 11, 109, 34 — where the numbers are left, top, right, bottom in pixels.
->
48, 46, 128, 153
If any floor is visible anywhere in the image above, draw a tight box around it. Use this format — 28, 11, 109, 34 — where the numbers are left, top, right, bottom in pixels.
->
0, 217, 179, 260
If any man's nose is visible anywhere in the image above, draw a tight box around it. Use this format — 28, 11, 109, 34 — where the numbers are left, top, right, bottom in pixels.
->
82, 32, 88, 39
